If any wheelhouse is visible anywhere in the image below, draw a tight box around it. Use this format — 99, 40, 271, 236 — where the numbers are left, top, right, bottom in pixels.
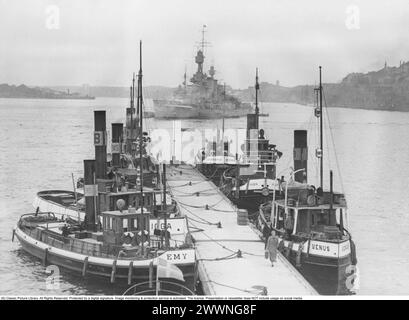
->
270, 187, 350, 242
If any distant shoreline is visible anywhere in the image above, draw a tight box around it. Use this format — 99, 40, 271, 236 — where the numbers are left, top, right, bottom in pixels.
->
0, 84, 95, 100
0, 96, 95, 100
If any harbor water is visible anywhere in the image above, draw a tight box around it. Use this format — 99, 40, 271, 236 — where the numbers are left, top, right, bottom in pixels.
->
1, 97, 409, 295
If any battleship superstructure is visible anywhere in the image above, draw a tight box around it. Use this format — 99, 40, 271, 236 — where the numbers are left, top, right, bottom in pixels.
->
153, 27, 253, 119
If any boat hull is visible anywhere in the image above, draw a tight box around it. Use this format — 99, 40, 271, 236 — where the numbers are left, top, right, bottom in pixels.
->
226, 191, 280, 215
283, 246, 355, 295
14, 227, 196, 290
33, 190, 85, 221
153, 99, 252, 120
196, 163, 236, 186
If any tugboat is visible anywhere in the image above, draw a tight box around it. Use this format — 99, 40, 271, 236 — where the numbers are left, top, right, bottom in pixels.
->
14, 42, 197, 290
219, 69, 283, 215
153, 26, 253, 119
33, 63, 164, 220
258, 67, 358, 295
196, 69, 283, 215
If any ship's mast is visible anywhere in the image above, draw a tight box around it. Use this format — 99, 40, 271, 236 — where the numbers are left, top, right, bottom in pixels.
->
138, 40, 144, 252
255, 68, 260, 116
201, 25, 207, 54
131, 73, 135, 147
319, 66, 323, 189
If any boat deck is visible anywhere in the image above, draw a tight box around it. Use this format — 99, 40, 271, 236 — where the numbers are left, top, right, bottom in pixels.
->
166, 164, 317, 296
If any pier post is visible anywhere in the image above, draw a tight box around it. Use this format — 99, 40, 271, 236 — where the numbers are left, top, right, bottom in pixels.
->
84, 159, 97, 231
94, 111, 107, 179
111, 123, 123, 167
293, 130, 308, 183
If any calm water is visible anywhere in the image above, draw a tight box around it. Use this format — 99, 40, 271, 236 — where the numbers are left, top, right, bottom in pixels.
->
1, 97, 409, 295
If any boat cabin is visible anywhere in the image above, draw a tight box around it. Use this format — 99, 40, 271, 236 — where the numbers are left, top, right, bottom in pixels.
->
102, 209, 150, 246
98, 186, 155, 214
271, 186, 349, 242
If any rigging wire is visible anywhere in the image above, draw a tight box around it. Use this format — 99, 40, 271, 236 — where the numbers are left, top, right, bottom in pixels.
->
322, 90, 345, 194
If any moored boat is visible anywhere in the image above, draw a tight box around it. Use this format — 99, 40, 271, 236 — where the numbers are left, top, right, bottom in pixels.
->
15, 41, 197, 292
258, 180, 357, 294
257, 67, 358, 295
14, 209, 196, 288
197, 69, 283, 215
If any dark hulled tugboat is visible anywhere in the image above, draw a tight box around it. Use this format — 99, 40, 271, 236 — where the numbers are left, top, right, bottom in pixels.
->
258, 67, 358, 295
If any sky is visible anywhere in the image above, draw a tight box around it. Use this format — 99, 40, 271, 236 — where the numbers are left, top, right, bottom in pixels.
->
1, 0, 409, 88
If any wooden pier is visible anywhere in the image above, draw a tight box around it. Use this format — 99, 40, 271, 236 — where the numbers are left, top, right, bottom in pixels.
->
166, 164, 317, 296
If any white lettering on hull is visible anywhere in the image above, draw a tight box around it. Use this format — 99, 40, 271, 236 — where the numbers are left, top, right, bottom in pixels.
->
281, 238, 351, 258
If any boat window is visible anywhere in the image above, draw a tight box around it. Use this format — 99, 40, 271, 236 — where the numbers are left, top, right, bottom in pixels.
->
276, 206, 285, 229
123, 219, 128, 229
336, 208, 341, 225
296, 209, 309, 234
310, 209, 337, 232
342, 209, 348, 229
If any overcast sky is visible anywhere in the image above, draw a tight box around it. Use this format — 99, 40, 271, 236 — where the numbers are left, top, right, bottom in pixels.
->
1, 0, 409, 88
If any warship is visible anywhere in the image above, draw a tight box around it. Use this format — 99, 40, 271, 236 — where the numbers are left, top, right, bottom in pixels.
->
153, 26, 253, 119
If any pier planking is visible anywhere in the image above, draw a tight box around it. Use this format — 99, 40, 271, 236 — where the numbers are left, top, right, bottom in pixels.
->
166, 164, 317, 296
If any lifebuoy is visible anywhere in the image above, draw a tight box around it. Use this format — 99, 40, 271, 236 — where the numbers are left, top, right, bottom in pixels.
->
121, 232, 134, 245
262, 187, 269, 197
307, 195, 316, 206
136, 230, 149, 245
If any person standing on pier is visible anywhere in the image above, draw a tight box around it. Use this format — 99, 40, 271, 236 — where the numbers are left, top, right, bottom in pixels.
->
266, 231, 279, 267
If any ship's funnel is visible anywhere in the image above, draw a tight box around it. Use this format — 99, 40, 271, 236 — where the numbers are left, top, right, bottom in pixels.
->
84, 159, 97, 231
94, 111, 107, 179
111, 123, 123, 167
293, 130, 308, 183
246, 114, 259, 158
